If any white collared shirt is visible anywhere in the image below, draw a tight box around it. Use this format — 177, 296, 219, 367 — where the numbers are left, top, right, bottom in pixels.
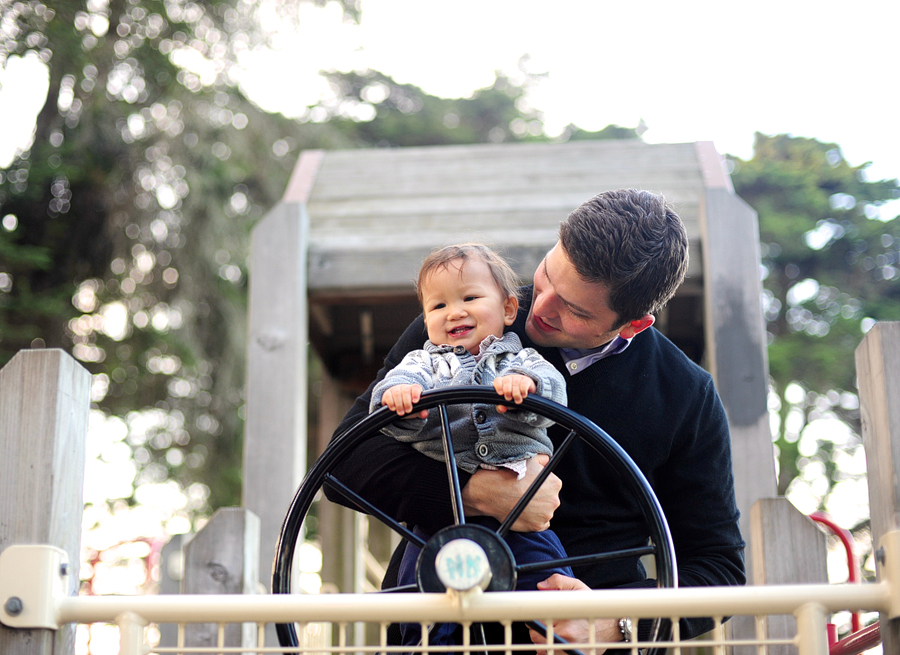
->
559, 335, 632, 375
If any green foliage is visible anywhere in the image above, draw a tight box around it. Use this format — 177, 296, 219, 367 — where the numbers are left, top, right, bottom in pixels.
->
0, 0, 329, 513
730, 133, 900, 511
2, 1, 639, 524
313, 67, 545, 147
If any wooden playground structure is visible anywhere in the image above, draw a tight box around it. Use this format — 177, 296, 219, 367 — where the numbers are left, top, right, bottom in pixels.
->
2, 140, 899, 654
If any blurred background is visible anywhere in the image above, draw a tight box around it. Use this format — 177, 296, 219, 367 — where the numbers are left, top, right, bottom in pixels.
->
1, 2, 898, 651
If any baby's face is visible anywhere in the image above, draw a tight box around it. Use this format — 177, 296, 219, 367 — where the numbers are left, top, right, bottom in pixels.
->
421, 258, 517, 355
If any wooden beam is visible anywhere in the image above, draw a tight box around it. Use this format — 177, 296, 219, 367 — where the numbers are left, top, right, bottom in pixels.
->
699, 188, 777, 546
750, 498, 828, 655
699, 186, 777, 653
182, 508, 260, 649
243, 200, 309, 594
855, 321, 900, 653
0, 350, 90, 655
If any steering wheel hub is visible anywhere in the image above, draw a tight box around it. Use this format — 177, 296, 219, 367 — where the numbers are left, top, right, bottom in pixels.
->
416, 524, 516, 593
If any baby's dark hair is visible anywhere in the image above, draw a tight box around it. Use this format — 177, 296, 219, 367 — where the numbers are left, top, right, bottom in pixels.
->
416, 243, 520, 306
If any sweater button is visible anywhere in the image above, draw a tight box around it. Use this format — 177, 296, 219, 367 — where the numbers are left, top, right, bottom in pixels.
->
476, 443, 489, 457
474, 410, 487, 424
454, 345, 466, 355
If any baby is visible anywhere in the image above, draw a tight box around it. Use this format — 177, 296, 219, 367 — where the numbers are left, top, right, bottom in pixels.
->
370, 243, 572, 647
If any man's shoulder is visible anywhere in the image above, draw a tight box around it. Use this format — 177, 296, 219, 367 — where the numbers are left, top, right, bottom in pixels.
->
633, 327, 713, 384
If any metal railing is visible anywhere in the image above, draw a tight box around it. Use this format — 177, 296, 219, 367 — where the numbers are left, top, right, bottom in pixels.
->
4, 531, 900, 655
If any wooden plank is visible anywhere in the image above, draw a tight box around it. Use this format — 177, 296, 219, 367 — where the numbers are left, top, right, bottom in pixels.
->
700, 187, 777, 655
303, 142, 707, 221
155, 534, 185, 649
306, 188, 703, 221
855, 321, 900, 654
749, 498, 828, 655
750, 498, 828, 584
242, 200, 309, 596
699, 188, 777, 540
306, 140, 702, 185
182, 508, 260, 648
0, 349, 91, 655
305, 206, 702, 243
308, 238, 704, 294
307, 167, 706, 200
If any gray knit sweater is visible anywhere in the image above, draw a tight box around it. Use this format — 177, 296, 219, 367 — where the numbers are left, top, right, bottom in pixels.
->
369, 332, 567, 473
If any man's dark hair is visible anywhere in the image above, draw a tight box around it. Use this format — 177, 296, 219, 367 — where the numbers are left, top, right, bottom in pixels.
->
559, 189, 689, 326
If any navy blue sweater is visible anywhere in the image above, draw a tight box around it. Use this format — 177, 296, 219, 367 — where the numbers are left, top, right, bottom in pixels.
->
329, 287, 746, 639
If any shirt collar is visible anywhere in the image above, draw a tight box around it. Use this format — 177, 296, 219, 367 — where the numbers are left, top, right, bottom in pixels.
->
559, 335, 632, 375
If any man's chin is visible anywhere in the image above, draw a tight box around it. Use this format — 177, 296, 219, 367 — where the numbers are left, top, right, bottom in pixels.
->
525, 317, 558, 347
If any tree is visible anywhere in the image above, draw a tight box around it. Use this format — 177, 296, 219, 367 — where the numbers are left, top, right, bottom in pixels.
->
0, 0, 359, 515
3, 1, 612, 524
730, 133, 900, 521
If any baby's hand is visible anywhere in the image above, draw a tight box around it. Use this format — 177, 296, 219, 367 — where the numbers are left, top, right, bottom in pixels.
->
381, 384, 427, 417
494, 374, 536, 409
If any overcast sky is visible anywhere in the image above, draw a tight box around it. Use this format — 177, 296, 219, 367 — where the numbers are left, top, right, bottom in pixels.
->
241, 0, 900, 210
3, 0, 899, 217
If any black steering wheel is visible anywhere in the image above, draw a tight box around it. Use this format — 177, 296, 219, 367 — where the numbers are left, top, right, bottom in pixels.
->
273, 386, 677, 654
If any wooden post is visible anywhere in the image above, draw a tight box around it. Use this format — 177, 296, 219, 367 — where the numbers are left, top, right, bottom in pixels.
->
750, 497, 828, 654
699, 185, 779, 652
182, 508, 260, 649
156, 534, 185, 649
243, 199, 309, 591
699, 187, 778, 543
0, 350, 90, 655
855, 321, 900, 653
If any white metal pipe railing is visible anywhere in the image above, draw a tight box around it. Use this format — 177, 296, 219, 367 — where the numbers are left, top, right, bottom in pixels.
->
5, 534, 900, 654
55, 583, 891, 626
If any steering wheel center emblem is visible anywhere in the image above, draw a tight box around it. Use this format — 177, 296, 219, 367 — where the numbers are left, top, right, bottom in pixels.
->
435, 538, 492, 591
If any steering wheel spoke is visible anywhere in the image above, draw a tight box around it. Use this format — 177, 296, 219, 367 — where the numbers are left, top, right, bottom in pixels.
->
322, 474, 427, 549
497, 428, 578, 538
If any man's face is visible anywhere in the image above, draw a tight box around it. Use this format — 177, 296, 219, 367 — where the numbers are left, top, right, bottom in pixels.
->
525, 243, 640, 349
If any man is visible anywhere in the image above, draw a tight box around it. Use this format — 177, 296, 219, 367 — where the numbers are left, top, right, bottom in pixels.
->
329, 189, 746, 648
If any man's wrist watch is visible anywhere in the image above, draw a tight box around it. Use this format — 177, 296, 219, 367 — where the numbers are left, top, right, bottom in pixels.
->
617, 617, 634, 642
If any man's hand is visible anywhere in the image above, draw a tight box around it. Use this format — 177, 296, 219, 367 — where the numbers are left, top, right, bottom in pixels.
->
528, 574, 622, 655
493, 373, 536, 409
380, 384, 428, 418
462, 454, 560, 532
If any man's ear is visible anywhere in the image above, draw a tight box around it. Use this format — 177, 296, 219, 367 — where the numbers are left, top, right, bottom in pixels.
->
618, 314, 655, 339
503, 295, 519, 326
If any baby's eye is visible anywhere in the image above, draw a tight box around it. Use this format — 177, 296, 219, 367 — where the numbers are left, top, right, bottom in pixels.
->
464, 296, 478, 302
432, 302, 446, 310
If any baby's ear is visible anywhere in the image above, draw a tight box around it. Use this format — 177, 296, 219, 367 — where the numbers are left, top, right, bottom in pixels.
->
503, 294, 519, 325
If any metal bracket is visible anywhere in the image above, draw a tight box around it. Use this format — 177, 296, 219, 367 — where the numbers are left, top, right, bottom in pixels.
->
0, 545, 68, 629
879, 530, 900, 619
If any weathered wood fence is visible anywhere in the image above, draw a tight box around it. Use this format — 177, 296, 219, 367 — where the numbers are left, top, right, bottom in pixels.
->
3, 321, 900, 653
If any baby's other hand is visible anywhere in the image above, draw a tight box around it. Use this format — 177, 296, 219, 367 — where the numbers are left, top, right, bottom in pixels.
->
494, 374, 537, 411
381, 384, 427, 418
